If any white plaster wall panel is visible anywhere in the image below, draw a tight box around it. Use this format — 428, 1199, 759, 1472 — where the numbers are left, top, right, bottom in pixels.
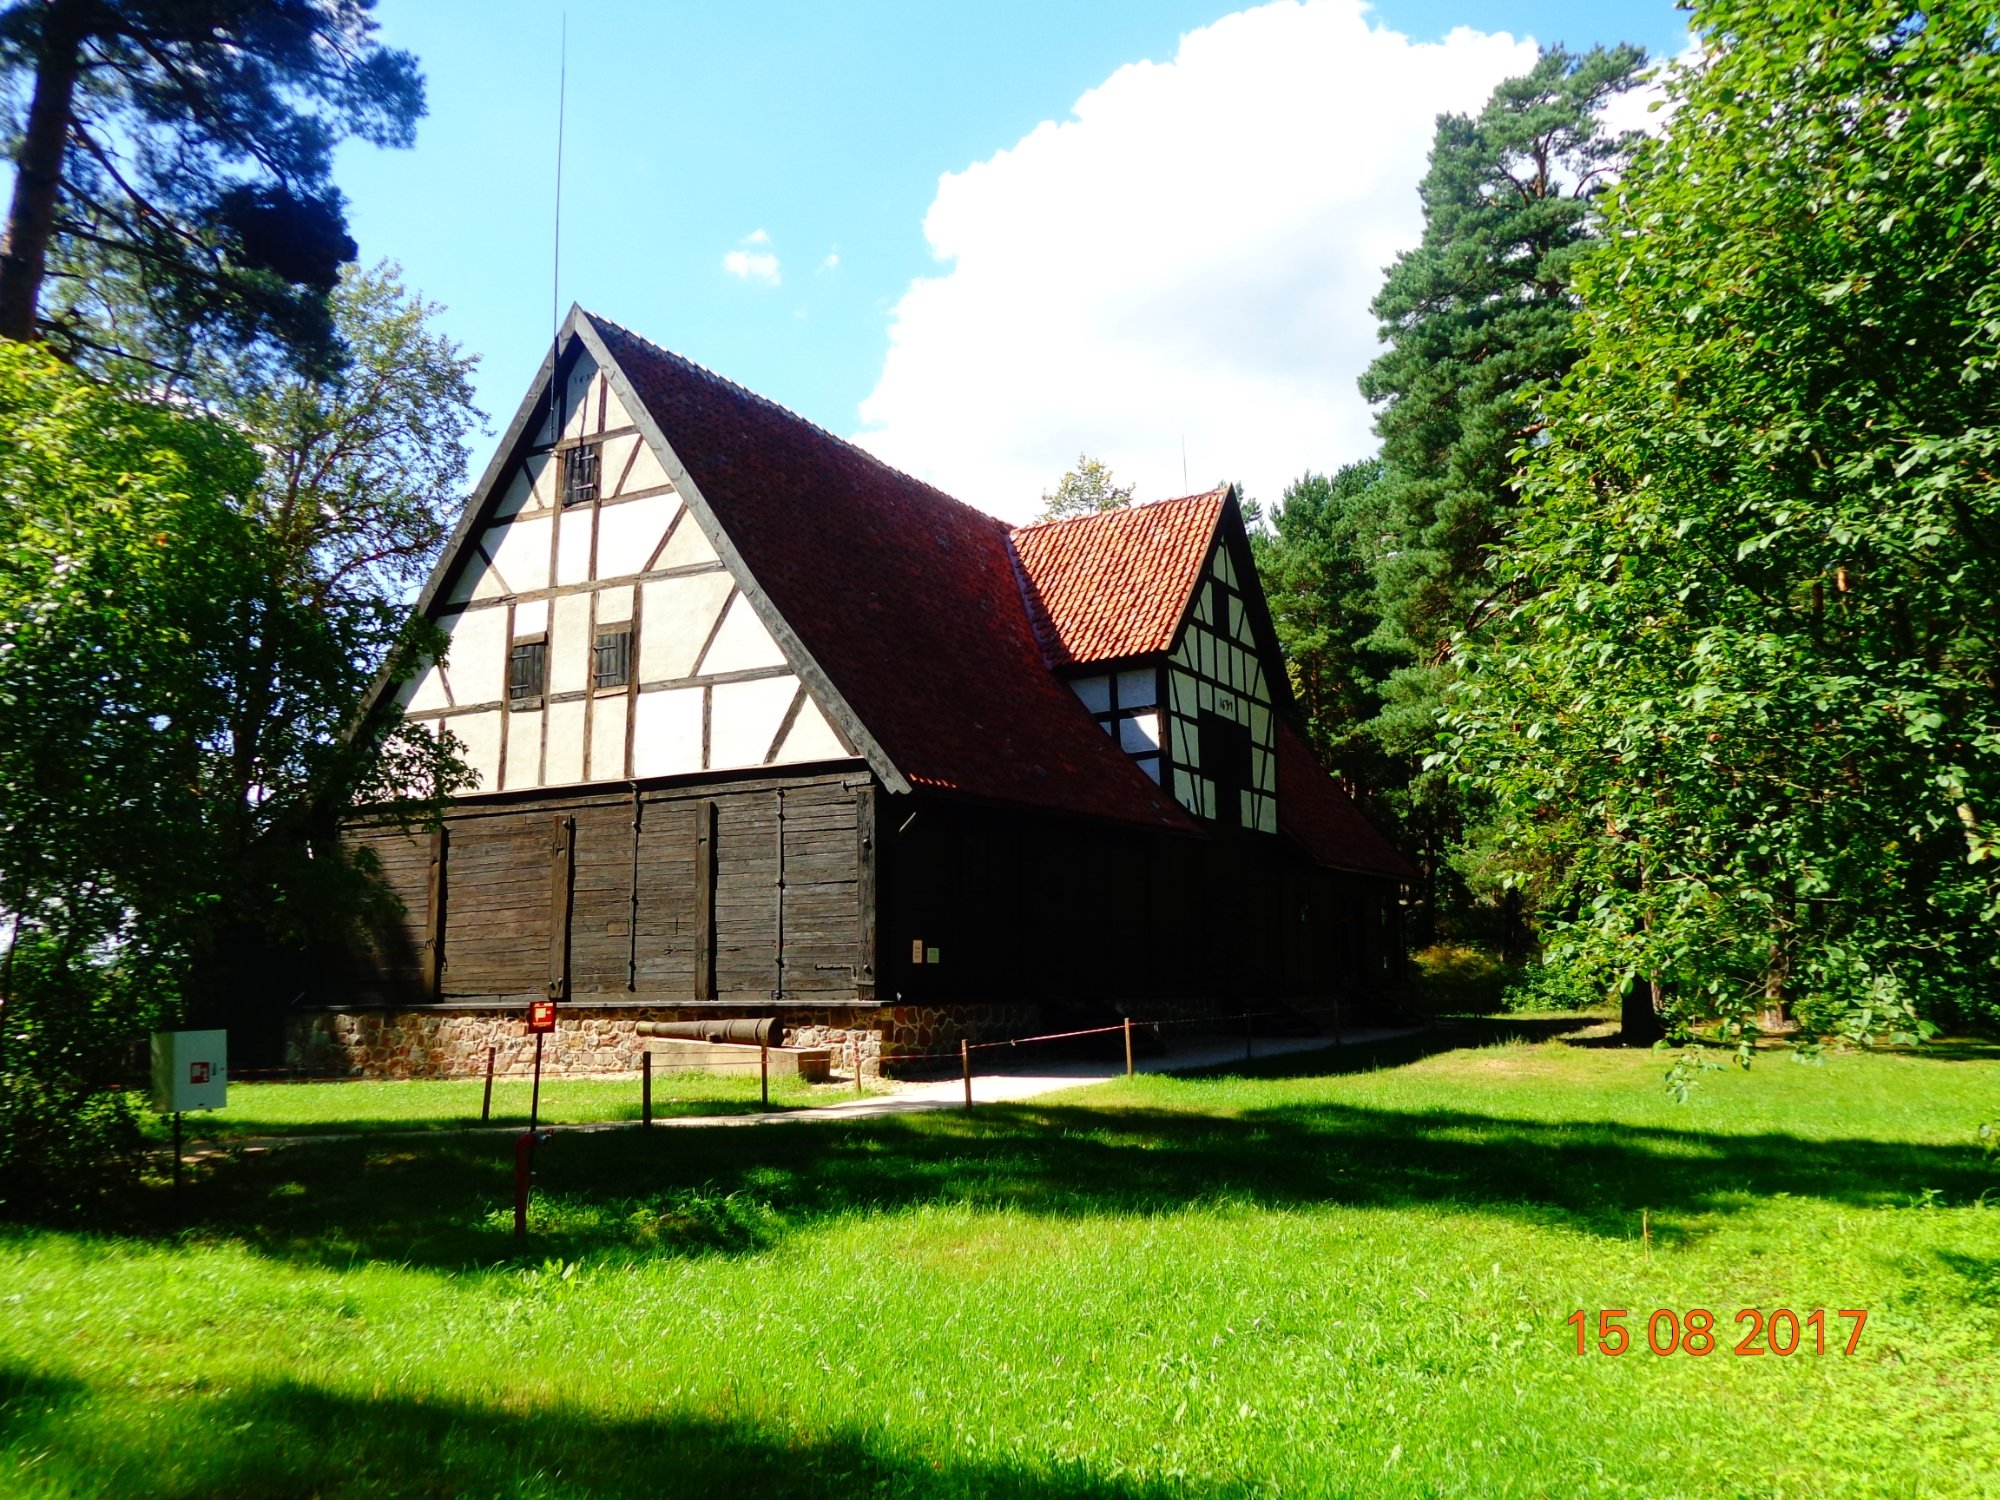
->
600, 384, 632, 435
448, 543, 510, 605
589, 693, 628, 781
596, 584, 634, 625
544, 699, 587, 786
559, 357, 599, 441
1174, 768, 1197, 809
1216, 549, 1236, 586
638, 572, 734, 682
1256, 799, 1277, 835
710, 674, 801, 768
445, 608, 508, 705
487, 515, 551, 595
403, 660, 452, 714
1198, 679, 1213, 712
657, 511, 719, 568
1202, 783, 1217, 820
1250, 703, 1271, 743
495, 451, 553, 520
1115, 669, 1156, 708
1171, 671, 1195, 715
555, 505, 593, 587
1120, 713, 1161, 753
697, 593, 789, 675
550, 594, 593, 695
1229, 595, 1247, 639
1194, 589, 1212, 626
450, 709, 502, 792
632, 687, 703, 777
772, 695, 852, 764
504, 708, 542, 789
1171, 718, 1191, 764
595, 493, 676, 579
597, 433, 639, 498
1240, 790, 1254, 828
513, 597, 550, 636
622, 437, 672, 496
1071, 676, 1111, 714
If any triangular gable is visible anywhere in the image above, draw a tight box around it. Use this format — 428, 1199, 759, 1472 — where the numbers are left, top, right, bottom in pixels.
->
371, 307, 891, 797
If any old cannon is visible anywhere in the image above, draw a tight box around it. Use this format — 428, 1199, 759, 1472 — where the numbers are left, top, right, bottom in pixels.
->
634, 1017, 783, 1047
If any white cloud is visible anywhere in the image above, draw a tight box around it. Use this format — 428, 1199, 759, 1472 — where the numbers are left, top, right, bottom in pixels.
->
723, 230, 781, 285
820, 250, 841, 272
853, 0, 1539, 522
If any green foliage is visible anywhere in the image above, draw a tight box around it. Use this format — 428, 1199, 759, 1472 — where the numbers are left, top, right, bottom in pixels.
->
1443, 0, 2000, 1046
1410, 942, 1520, 1014
1342, 46, 1652, 943
0, 938, 148, 1215
1252, 461, 1395, 776
0, 0, 425, 375
1035, 452, 1135, 522
0, 344, 468, 1205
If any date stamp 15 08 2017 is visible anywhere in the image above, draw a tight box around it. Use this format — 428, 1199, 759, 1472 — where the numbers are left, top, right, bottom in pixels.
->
1568, 1309, 1868, 1357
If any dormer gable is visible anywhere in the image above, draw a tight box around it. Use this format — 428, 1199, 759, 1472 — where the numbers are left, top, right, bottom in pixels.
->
1009, 488, 1288, 832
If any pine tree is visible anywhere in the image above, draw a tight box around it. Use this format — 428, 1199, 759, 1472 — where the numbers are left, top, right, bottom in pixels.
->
1355, 44, 1649, 940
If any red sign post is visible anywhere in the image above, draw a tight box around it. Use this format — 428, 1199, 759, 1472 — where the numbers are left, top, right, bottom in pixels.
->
516, 1000, 558, 1238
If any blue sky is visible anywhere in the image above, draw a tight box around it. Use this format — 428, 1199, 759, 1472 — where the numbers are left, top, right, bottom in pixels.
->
334, 0, 1690, 518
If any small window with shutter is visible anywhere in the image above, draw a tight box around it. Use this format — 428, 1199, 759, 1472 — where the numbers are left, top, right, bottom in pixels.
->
593, 624, 632, 689
562, 442, 600, 506
508, 635, 547, 706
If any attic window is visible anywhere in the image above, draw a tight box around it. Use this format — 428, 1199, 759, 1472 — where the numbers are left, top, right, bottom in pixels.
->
593, 625, 632, 689
508, 635, 547, 706
563, 442, 600, 506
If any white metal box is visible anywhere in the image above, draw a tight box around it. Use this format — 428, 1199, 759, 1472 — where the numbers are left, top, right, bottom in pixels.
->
151, 1029, 227, 1113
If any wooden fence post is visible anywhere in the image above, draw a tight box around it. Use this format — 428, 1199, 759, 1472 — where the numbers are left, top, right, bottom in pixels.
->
961, 1038, 972, 1110
1124, 1017, 1134, 1078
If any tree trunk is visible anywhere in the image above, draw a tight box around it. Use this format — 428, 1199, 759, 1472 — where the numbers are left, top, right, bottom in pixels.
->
0, 0, 89, 343
1621, 977, 1665, 1046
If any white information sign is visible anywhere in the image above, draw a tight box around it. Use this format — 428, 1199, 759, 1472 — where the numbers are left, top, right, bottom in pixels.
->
151, 1029, 227, 1113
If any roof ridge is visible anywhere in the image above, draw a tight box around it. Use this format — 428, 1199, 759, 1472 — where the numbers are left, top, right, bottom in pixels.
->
1008, 485, 1230, 538
584, 309, 1013, 537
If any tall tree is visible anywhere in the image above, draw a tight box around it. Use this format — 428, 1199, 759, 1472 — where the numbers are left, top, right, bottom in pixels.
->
1442, 0, 2000, 1051
1037, 453, 1135, 522
0, 0, 423, 375
1252, 461, 1395, 782
1356, 45, 1649, 942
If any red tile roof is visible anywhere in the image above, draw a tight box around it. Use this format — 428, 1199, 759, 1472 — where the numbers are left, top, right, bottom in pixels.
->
596, 317, 1196, 831
1275, 721, 1417, 879
589, 313, 1408, 879
1009, 490, 1227, 668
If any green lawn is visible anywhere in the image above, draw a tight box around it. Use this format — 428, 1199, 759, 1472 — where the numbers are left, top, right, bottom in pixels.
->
136, 1069, 856, 1141
5, 1017, 1997, 1498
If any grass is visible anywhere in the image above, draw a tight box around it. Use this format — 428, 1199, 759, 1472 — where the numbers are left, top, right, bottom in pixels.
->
4, 1015, 1998, 1498
134, 1068, 860, 1142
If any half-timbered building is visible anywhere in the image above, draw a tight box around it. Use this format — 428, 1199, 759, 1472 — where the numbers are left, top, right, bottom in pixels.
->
291, 308, 1412, 1078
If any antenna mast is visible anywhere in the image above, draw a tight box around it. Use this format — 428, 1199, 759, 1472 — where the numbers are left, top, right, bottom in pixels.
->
549, 13, 569, 442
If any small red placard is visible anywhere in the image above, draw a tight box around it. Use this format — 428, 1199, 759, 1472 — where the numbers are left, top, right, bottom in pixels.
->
527, 999, 557, 1034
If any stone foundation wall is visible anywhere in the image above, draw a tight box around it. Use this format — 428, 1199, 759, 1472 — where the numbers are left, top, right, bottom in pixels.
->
286, 1001, 1046, 1083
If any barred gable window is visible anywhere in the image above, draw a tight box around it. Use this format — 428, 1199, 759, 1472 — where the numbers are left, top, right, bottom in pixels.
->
562, 442, 600, 506
508, 636, 547, 705
593, 625, 632, 689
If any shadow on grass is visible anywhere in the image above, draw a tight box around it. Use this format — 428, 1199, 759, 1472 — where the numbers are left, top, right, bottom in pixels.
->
110, 1055, 1996, 1273
0, 1374, 1192, 1500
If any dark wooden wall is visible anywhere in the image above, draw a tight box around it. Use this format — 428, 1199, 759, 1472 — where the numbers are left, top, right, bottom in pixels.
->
881, 793, 1401, 1013
342, 772, 1402, 1019
344, 769, 873, 1007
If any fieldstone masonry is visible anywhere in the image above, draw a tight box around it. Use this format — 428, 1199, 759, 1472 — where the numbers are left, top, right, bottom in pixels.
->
286, 1001, 1048, 1083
